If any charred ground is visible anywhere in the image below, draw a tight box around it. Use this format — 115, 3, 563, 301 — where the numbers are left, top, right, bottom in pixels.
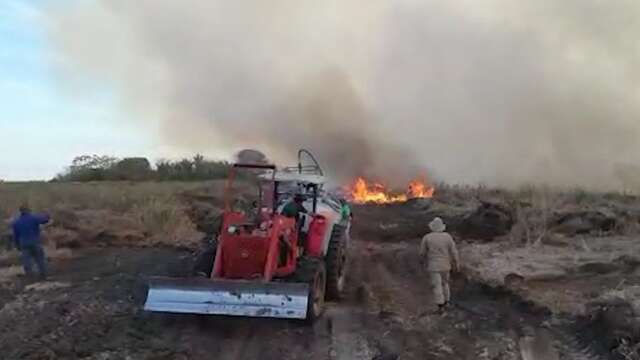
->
1, 182, 639, 359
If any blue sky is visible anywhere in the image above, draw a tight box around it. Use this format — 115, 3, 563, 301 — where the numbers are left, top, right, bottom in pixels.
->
0, 1, 152, 180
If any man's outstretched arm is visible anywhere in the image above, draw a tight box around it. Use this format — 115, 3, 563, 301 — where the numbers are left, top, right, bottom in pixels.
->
36, 213, 51, 225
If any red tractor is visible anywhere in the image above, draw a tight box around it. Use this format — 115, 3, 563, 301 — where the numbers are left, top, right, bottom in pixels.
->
144, 150, 349, 321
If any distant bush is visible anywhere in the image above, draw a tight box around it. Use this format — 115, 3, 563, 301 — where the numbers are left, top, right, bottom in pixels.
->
111, 157, 152, 181
54, 154, 232, 182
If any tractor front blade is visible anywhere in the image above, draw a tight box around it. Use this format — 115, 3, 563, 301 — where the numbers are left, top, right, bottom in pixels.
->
144, 277, 309, 319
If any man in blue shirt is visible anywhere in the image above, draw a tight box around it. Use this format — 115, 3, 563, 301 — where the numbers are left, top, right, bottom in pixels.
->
12, 205, 50, 279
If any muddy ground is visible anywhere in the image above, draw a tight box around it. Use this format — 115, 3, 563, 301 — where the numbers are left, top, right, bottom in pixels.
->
0, 202, 630, 359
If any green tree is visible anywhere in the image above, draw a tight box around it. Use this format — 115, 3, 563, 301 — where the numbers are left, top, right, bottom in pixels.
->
57, 154, 119, 181
56, 154, 232, 182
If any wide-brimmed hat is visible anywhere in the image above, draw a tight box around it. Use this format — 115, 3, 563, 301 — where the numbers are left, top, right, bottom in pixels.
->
429, 217, 446, 232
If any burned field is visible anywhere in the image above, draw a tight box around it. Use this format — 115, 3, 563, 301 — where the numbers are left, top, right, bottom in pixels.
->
1, 182, 640, 359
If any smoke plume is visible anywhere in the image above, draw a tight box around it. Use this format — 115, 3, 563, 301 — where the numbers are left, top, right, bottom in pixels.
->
45, 0, 640, 190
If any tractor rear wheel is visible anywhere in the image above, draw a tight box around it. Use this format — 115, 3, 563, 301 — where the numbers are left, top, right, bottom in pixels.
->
326, 225, 348, 300
192, 242, 217, 277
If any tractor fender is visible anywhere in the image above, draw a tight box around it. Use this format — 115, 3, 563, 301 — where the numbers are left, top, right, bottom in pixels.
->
306, 215, 329, 257
316, 208, 341, 257
305, 203, 341, 257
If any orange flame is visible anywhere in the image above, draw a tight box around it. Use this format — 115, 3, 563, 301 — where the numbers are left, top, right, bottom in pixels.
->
408, 179, 435, 198
349, 177, 434, 204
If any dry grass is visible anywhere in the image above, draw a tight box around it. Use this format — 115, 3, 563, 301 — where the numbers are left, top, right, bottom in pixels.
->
0, 181, 220, 217
510, 187, 564, 246
0, 181, 225, 249
2, 181, 638, 250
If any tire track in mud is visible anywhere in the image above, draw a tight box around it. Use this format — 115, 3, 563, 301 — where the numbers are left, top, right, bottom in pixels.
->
350, 240, 612, 360
350, 240, 478, 359
152, 302, 356, 359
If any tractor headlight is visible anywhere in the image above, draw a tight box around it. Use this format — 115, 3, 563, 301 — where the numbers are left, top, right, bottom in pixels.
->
228, 226, 237, 234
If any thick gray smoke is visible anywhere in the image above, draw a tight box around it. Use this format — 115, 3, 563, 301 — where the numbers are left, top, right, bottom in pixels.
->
45, 0, 640, 190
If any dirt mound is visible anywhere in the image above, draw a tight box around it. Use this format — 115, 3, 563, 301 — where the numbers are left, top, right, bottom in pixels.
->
351, 203, 427, 242
352, 199, 514, 242
552, 208, 618, 236
457, 201, 514, 240
354, 187, 640, 246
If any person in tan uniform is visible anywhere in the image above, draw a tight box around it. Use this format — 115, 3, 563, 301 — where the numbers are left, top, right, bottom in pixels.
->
419, 217, 460, 312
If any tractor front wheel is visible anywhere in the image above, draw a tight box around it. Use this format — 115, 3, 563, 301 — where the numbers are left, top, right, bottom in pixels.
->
294, 257, 327, 322
306, 261, 327, 322
192, 242, 217, 277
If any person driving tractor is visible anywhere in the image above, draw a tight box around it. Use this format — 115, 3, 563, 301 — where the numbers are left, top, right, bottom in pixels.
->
281, 193, 308, 219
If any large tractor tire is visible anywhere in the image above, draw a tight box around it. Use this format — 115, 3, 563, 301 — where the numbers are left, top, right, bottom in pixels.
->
192, 242, 217, 277
325, 225, 348, 300
294, 257, 327, 322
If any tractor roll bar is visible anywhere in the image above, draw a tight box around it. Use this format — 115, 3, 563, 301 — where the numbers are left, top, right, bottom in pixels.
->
297, 149, 323, 176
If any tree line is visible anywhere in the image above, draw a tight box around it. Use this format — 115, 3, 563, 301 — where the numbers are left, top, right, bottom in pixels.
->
53, 154, 234, 182
54, 150, 269, 182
